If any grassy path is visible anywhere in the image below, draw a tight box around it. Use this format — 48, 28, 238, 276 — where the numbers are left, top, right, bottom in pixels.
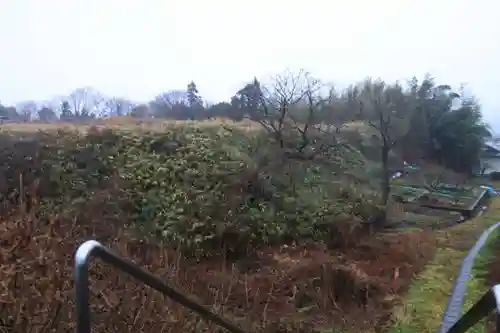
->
390, 198, 500, 333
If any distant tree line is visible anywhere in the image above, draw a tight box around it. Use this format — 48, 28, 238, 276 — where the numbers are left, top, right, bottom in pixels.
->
0, 71, 492, 175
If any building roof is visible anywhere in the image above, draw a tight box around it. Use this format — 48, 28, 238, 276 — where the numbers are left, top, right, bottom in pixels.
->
483, 140, 500, 157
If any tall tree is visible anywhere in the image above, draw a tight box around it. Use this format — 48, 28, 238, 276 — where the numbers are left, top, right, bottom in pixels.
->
16, 100, 38, 122
130, 104, 150, 118
0, 104, 19, 120
104, 97, 135, 117
60, 101, 73, 121
359, 79, 401, 222
186, 81, 203, 109
38, 107, 58, 122
67, 87, 105, 117
432, 95, 491, 173
231, 77, 264, 121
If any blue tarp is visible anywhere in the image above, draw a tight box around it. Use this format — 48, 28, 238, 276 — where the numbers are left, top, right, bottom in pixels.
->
480, 186, 498, 196
403, 161, 420, 171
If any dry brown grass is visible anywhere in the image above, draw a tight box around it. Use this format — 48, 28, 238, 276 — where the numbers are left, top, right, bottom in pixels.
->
0, 118, 375, 136
0, 117, 262, 134
0, 189, 436, 333
0, 122, 87, 133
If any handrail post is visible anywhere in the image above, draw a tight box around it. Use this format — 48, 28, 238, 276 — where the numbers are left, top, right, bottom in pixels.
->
75, 240, 99, 333
493, 285, 500, 333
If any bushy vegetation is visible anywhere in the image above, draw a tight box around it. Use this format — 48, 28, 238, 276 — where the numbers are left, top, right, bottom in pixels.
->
0, 123, 432, 333
0, 69, 495, 333
0, 125, 380, 256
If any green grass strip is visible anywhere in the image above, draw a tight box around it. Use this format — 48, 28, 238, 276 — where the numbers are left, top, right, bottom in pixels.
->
390, 199, 500, 333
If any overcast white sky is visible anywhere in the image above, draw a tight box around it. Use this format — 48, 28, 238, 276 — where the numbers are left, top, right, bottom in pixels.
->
0, 0, 499, 129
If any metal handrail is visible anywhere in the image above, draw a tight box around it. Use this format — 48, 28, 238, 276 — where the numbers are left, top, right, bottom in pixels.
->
74, 237, 500, 333
74, 240, 248, 333
444, 285, 500, 333
438, 220, 500, 333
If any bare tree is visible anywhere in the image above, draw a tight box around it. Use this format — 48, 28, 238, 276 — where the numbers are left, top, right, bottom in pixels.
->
149, 90, 188, 118
255, 70, 313, 144
154, 90, 188, 106
253, 69, 342, 158
359, 80, 400, 220
16, 100, 38, 122
67, 87, 105, 118
104, 97, 136, 117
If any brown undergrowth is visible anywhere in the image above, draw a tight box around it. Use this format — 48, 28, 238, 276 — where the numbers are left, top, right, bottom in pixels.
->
0, 193, 436, 333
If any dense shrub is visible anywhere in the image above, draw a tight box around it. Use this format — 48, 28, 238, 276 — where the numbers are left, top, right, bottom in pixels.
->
0, 126, 381, 256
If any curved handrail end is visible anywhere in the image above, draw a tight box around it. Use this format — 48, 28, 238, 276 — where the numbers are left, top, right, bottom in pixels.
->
75, 240, 103, 267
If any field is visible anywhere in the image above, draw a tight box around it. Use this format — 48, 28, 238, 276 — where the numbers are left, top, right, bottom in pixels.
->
0, 117, 261, 133
416, 188, 486, 210
0, 118, 495, 333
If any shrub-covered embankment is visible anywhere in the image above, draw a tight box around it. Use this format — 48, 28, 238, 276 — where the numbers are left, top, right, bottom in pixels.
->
0, 126, 385, 254
0, 126, 434, 333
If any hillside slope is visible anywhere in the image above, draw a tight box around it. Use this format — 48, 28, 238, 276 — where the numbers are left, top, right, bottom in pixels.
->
0, 121, 494, 333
